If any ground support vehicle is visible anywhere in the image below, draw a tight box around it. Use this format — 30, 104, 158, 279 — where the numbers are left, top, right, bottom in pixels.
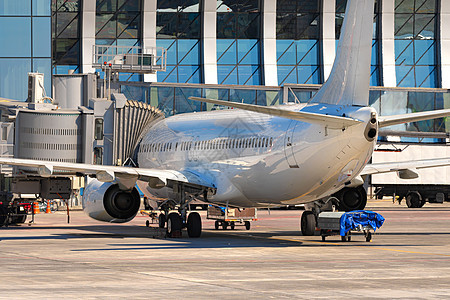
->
207, 206, 257, 230
317, 211, 382, 242
141, 209, 159, 227
0, 199, 31, 227
372, 145, 450, 208
373, 184, 450, 208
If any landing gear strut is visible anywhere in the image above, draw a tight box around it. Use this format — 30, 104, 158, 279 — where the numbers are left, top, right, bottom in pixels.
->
159, 183, 203, 238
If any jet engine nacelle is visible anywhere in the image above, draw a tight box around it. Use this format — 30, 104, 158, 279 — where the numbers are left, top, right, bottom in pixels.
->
334, 185, 367, 212
82, 179, 141, 223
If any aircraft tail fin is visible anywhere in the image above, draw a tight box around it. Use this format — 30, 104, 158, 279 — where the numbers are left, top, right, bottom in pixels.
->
311, 0, 374, 107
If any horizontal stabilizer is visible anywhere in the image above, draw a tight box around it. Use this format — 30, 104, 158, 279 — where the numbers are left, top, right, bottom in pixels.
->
189, 97, 362, 128
378, 109, 450, 128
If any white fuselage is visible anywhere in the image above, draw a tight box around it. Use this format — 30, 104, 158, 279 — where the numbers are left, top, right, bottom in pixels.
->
137, 103, 377, 208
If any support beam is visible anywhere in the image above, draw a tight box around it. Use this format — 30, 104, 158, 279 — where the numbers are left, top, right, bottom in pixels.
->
143, 0, 158, 82
440, 1, 450, 88
81, 0, 96, 73
381, 0, 396, 87
321, 0, 335, 81
202, 0, 217, 84
262, 0, 277, 86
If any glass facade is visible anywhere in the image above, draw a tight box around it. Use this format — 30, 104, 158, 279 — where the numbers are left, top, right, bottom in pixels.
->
0, 0, 447, 102
394, 0, 438, 88
121, 81, 449, 144
96, 0, 141, 81
156, 0, 201, 84
336, 0, 381, 86
52, 0, 81, 75
216, 0, 261, 85
121, 83, 281, 117
276, 0, 320, 85
0, 0, 51, 100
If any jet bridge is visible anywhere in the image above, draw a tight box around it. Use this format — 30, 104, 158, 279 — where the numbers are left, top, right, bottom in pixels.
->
0, 73, 163, 212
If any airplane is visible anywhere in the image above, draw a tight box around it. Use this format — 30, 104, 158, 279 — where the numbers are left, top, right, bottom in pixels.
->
1, 0, 450, 238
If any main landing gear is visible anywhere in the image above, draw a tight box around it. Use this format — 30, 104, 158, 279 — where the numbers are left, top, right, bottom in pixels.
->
157, 211, 202, 238
300, 186, 368, 236
156, 183, 203, 238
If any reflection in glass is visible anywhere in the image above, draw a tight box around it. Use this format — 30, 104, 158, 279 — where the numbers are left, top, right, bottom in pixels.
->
175, 87, 203, 114
53, 39, 79, 65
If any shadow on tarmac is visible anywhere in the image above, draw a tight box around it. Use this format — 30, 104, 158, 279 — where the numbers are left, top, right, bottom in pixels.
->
3, 223, 450, 252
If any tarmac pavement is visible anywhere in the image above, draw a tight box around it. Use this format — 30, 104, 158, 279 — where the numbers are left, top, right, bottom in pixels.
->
1, 199, 450, 299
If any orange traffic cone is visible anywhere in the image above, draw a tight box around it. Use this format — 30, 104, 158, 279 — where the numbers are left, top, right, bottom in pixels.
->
33, 202, 40, 214
45, 201, 51, 214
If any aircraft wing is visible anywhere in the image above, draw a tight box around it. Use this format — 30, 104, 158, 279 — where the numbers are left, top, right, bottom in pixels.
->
0, 157, 216, 191
361, 158, 450, 176
189, 97, 362, 128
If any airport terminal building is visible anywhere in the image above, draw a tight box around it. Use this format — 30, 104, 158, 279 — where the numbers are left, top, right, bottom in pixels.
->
0, 0, 449, 220
0, 0, 448, 140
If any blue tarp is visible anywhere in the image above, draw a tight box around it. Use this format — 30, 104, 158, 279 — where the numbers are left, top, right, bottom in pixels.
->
340, 210, 385, 236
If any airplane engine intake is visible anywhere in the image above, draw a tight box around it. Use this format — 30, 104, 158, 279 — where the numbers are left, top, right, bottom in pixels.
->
82, 179, 140, 223
335, 186, 367, 212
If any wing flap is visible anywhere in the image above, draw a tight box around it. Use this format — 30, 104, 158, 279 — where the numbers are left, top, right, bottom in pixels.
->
189, 97, 362, 128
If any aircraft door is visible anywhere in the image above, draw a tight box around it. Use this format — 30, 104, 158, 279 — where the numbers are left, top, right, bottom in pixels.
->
284, 121, 299, 168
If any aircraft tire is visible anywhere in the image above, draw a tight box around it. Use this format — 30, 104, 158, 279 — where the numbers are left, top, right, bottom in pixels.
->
214, 220, 220, 230
167, 213, 182, 237
158, 213, 166, 228
230, 221, 235, 230
187, 212, 202, 238
406, 192, 422, 208
301, 211, 316, 236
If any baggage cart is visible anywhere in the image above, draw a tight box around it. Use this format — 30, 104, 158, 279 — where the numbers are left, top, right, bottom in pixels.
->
207, 205, 257, 230
317, 211, 379, 242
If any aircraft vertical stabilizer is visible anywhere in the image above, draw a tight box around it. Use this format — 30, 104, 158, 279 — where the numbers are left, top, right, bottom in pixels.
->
311, 0, 374, 107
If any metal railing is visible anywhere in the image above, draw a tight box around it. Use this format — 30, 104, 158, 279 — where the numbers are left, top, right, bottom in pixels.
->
93, 45, 166, 74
